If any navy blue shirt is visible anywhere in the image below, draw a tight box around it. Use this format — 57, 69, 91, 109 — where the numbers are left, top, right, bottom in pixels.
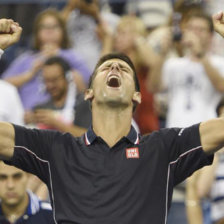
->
6, 124, 213, 224
0, 191, 54, 223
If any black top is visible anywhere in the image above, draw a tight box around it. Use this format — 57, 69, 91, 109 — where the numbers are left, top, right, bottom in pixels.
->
6, 123, 213, 224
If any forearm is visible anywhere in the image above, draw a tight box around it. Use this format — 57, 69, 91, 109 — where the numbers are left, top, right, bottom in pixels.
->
201, 56, 224, 92
147, 54, 165, 93
135, 37, 155, 68
101, 32, 113, 56
61, 4, 74, 21
186, 198, 203, 224
186, 172, 203, 224
4, 70, 36, 88
0, 122, 15, 160
197, 157, 218, 198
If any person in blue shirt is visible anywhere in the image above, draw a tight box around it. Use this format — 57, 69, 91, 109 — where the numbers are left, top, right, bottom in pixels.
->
0, 161, 54, 224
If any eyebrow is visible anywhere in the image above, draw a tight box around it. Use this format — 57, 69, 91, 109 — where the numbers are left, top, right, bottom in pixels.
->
100, 61, 132, 71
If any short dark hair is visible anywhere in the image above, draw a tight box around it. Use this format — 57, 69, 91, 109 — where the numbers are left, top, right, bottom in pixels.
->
88, 52, 140, 92
44, 56, 71, 77
186, 11, 214, 33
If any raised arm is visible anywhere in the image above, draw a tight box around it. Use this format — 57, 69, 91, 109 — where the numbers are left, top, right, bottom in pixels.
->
0, 19, 21, 160
0, 18, 22, 50
0, 122, 15, 160
200, 11, 224, 153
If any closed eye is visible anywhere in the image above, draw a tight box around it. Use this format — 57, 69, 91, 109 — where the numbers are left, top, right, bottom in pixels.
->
121, 68, 129, 72
101, 67, 110, 71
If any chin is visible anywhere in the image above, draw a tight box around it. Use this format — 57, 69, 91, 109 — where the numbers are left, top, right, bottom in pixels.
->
5, 198, 20, 206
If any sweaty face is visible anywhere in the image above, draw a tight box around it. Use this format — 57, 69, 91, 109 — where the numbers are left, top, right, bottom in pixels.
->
42, 64, 68, 100
0, 163, 28, 207
87, 59, 140, 108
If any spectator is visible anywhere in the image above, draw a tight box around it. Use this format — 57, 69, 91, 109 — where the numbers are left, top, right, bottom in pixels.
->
0, 80, 24, 125
0, 161, 54, 223
61, 0, 119, 71
25, 56, 76, 129
2, 8, 90, 111
148, 10, 224, 224
24, 56, 87, 136
186, 97, 224, 224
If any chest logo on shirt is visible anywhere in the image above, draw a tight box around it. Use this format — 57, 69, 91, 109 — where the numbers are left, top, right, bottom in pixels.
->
126, 147, 139, 159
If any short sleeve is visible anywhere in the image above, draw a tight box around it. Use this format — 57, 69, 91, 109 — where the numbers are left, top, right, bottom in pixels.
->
159, 123, 214, 185
5, 124, 62, 183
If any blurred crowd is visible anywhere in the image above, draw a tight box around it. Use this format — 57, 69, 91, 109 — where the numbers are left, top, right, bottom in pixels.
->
1, 0, 224, 223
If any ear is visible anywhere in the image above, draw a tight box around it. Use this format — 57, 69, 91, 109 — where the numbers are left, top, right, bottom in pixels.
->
132, 91, 141, 104
84, 88, 94, 101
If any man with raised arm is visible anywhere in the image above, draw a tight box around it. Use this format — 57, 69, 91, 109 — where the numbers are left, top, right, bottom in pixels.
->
1, 13, 224, 223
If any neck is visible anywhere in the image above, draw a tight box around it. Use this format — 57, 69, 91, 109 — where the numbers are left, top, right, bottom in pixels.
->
2, 193, 29, 223
92, 104, 133, 147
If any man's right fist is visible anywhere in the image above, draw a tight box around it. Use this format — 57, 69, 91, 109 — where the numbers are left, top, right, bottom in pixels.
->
0, 19, 22, 50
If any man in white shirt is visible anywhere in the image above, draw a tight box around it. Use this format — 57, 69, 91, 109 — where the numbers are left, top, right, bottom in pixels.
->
149, 11, 224, 224
150, 11, 224, 128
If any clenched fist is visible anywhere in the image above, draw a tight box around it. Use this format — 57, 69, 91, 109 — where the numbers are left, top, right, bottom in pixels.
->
0, 19, 22, 50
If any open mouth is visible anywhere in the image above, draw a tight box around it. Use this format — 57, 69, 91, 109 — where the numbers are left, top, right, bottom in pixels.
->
107, 75, 121, 88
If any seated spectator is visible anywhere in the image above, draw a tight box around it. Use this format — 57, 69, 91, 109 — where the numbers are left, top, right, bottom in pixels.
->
25, 56, 76, 129
25, 56, 87, 136
2, 8, 90, 111
0, 161, 54, 223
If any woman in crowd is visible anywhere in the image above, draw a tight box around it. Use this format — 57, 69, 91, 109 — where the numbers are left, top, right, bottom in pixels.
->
2, 8, 90, 111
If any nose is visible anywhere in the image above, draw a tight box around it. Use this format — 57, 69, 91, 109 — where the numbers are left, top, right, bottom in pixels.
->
6, 178, 15, 189
110, 62, 120, 71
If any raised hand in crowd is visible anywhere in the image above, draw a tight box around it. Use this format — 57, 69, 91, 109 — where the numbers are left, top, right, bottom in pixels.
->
213, 11, 224, 37
0, 18, 22, 50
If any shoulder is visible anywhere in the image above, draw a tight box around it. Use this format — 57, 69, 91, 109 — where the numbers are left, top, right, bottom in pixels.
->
209, 54, 224, 64
143, 124, 200, 144
0, 79, 16, 89
165, 56, 187, 65
59, 48, 79, 58
59, 49, 86, 63
12, 50, 35, 62
163, 57, 187, 70
0, 80, 18, 94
